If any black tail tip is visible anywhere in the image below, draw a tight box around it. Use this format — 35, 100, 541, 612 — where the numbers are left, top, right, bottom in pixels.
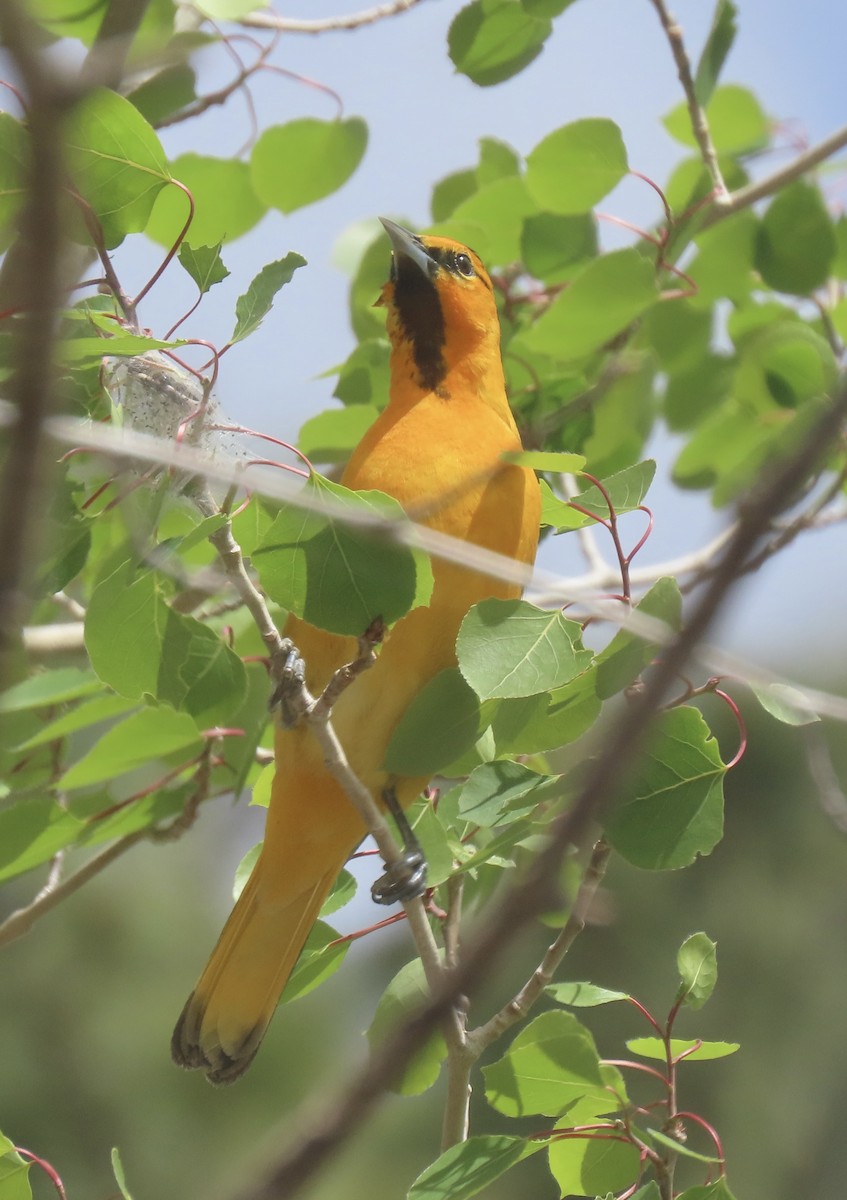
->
171, 996, 262, 1085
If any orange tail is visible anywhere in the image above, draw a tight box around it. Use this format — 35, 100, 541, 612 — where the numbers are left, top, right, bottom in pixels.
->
171, 851, 341, 1084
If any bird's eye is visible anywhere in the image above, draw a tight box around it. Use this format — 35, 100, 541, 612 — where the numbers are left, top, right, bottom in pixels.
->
454, 253, 475, 277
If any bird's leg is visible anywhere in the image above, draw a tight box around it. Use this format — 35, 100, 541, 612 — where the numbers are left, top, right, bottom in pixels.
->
267, 640, 309, 728
371, 784, 428, 905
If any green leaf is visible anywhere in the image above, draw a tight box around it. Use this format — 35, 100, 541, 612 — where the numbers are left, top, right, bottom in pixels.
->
526, 118, 628, 214
643, 300, 713, 374
448, 0, 552, 87
85, 560, 247, 725
146, 155, 266, 247
687, 210, 758, 306
348, 230, 391, 340
672, 403, 761, 493
750, 681, 819, 726
444, 176, 538, 264
630, 1186, 662, 1200
477, 136, 521, 185
516, 248, 658, 361
223, 663, 271, 796
251, 118, 368, 214
231, 253, 307, 343
126, 63, 197, 127
504, 450, 585, 473
492, 668, 602, 755
545, 981, 630, 1006
0, 797, 83, 883
549, 1127, 641, 1197
574, 459, 656, 518
281, 920, 349, 1003
0, 1138, 31, 1200
693, 0, 738, 105
14, 693, 139, 751
253, 475, 432, 636
581, 354, 656, 477
0, 667, 100, 712
330, 338, 391, 406
0, 113, 28, 231
432, 169, 478, 222
178, 242, 230, 294
384, 668, 481, 776
111, 1147, 134, 1200
663, 85, 769, 156
664, 354, 732, 432
367, 960, 447, 1094
677, 1181, 739, 1200
832, 214, 847, 281
455, 760, 559, 826
594, 577, 681, 700
195, 0, 260, 16
233, 842, 260, 901
544, 460, 656, 532
59, 707, 202, 789
297, 406, 379, 464
65, 89, 171, 248
626, 1037, 740, 1062
647, 1129, 723, 1164
521, 212, 598, 283
60, 332, 188, 365
677, 932, 718, 1008
30, 0, 109, 41
458, 598, 592, 699
320, 868, 357, 917
408, 1135, 541, 1200
410, 799, 455, 887
755, 181, 836, 295
521, 0, 579, 14
605, 706, 726, 870
483, 1010, 614, 1118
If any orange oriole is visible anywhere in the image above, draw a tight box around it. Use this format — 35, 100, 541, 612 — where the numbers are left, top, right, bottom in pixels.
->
171, 220, 541, 1084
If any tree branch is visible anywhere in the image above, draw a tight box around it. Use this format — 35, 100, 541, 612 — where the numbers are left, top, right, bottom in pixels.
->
240, 0, 423, 35
0, 0, 80, 680
704, 122, 847, 226
465, 838, 611, 1058
647, 0, 726, 197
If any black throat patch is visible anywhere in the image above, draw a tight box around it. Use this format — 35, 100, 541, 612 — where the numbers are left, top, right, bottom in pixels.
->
393, 262, 447, 392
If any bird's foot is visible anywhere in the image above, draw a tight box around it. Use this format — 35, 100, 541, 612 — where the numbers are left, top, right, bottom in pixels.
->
268, 641, 308, 728
371, 847, 428, 905
371, 782, 429, 904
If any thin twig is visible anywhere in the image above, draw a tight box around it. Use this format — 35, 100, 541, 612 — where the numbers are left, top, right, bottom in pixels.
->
190, 484, 287, 662
240, 0, 423, 35
465, 838, 611, 1058
0, 832, 147, 947
703, 123, 847, 226
440, 872, 470, 1151
647, 0, 726, 197
0, 744, 219, 949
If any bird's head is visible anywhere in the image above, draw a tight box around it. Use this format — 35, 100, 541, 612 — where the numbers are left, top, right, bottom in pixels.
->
377, 218, 501, 395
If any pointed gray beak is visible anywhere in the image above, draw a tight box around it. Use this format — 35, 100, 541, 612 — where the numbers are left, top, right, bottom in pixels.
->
379, 217, 435, 279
